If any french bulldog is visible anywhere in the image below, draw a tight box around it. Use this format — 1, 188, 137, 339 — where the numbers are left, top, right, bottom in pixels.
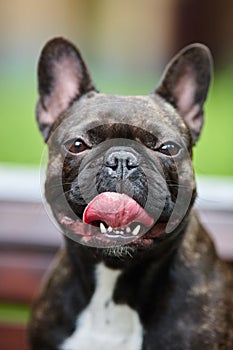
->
29, 38, 233, 350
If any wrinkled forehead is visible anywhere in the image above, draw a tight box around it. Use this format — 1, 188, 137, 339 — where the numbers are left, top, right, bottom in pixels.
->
51, 93, 189, 143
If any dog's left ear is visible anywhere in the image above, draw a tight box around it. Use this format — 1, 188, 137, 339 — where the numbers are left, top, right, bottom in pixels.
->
36, 37, 96, 141
155, 43, 213, 144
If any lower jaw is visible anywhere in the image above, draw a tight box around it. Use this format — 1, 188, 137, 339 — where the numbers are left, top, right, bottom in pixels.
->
80, 233, 155, 247
58, 213, 167, 249
65, 226, 156, 248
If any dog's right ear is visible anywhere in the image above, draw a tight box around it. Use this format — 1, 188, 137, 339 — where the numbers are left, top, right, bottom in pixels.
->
36, 37, 96, 141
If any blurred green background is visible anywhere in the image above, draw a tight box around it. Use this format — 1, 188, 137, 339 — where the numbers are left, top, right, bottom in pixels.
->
1, 67, 233, 175
0, 0, 232, 176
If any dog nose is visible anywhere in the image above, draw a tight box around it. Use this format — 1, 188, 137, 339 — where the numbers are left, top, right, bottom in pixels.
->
104, 150, 139, 172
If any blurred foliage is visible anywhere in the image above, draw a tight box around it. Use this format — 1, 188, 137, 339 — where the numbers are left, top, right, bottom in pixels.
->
0, 67, 232, 175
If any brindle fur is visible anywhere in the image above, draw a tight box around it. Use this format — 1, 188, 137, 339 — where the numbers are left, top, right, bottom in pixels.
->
29, 38, 233, 350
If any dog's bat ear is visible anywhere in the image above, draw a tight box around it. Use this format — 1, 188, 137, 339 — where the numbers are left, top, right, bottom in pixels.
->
155, 44, 213, 144
36, 37, 96, 141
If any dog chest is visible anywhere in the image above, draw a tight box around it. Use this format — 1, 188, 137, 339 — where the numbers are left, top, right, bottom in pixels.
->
60, 263, 143, 350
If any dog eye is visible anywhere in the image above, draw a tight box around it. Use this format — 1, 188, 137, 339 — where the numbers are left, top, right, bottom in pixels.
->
157, 142, 181, 156
65, 139, 89, 154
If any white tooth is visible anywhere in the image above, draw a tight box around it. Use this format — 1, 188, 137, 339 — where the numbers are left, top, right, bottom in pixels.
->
100, 223, 107, 233
126, 226, 131, 233
108, 226, 113, 232
132, 225, 140, 236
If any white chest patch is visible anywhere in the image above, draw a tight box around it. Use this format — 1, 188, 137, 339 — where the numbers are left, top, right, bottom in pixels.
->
60, 263, 143, 350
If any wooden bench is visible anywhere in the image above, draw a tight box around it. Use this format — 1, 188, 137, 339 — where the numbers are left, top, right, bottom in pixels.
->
0, 245, 57, 350
0, 201, 60, 350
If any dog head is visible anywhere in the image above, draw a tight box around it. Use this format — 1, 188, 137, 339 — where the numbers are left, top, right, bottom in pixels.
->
36, 38, 212, 253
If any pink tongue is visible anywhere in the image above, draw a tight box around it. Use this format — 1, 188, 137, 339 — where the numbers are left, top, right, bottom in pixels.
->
83, 192, 154, 228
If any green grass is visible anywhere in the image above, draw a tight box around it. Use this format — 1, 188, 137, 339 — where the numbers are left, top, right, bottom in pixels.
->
0, 67, 233, 175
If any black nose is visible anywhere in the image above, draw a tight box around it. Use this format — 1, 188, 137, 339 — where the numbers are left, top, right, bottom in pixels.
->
104, 149, 139, 174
